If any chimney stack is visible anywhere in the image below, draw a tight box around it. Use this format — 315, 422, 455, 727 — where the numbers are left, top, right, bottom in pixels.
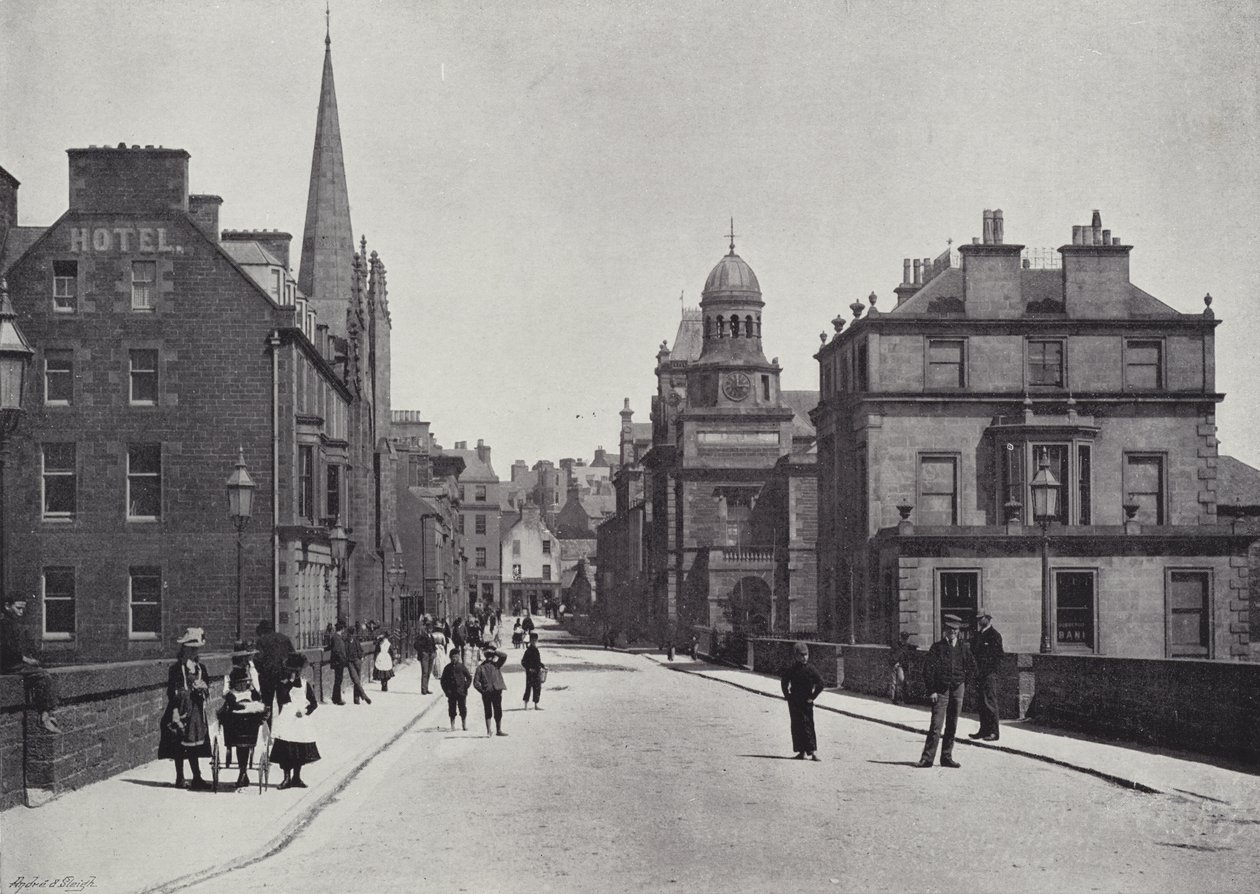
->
958, 208, 1024, 318
67, 145, 190, 213
0, 167, 20, 244
1060, 209, 1132, 318
188, 195, 222, 242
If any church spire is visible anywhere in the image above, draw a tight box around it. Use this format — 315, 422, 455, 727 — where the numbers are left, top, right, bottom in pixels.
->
298, 7, 355, 338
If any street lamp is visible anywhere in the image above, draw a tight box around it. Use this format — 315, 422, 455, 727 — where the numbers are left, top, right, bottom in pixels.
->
1030, 448, 1061, 654
0, 277, 34, 604
329, 519, 349, 624
225, 447, 256, 640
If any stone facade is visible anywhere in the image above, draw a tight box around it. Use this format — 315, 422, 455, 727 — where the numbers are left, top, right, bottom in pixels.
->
501, 503, 562, 615
812, 209, 1256, 658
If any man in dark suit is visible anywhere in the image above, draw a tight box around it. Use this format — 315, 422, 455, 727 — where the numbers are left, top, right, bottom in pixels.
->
781, 641, 825, 760
254, 619, 294, 717
414, 622, 437, 695
328, 620, 350, 704
969, 611, 1004, 741
918, 614, 975, 768
345, 625, 371, 705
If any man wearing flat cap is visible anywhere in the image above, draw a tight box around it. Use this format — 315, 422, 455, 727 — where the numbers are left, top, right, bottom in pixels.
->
969, 611, 1004, 742
918, 614, 975, 768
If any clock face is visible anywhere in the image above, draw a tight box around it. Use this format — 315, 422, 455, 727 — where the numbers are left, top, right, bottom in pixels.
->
723, 372, 752, 401
667, 391, 682, 407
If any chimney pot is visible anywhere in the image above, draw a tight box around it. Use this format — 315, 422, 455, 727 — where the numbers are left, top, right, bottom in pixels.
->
902, 258, 912, 284
982, 209, 994, 244
913, 259, 922, 284
1072, 225, 1083, 245
971, 237, 979, 245
1112, 236, 1121, 246
993, 209, 1004, 244
1091, 209, 1102, 229
1101, 229, 1111, 244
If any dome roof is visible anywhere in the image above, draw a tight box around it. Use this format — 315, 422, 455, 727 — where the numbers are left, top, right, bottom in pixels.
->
703, 252, 760, 296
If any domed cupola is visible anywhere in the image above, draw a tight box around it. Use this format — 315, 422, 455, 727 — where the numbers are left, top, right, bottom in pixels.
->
697, 220, 768, 364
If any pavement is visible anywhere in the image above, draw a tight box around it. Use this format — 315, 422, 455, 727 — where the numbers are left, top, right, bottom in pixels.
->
3, 620, 1259, 893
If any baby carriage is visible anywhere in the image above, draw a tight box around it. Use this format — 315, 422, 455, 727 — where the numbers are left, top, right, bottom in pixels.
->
210, 668, 272, 793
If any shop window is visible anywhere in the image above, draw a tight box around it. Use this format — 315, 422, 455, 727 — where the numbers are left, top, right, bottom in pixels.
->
53, 261, 77, 312
42, 443, 76, 519
1055, 571, 1095, 649
45, 350, 73, 405
127, 444, 162, 519
42, 567, 75, 639
129, 566, 162, 638
1166, 570, 1210, 658
939, 571, 978, 642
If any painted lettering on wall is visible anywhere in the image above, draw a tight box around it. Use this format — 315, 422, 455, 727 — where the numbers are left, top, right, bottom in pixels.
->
68, 227, 182, 254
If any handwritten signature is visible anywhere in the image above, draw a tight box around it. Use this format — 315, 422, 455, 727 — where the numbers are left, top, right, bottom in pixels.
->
8, 879, 97, 891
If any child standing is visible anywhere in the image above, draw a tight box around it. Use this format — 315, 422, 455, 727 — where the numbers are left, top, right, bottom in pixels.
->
440, 647, 472, 731
218, 641, 265, 788
373, 632, 395, 692
270, 653, 320, 789
472, 645, 508, 738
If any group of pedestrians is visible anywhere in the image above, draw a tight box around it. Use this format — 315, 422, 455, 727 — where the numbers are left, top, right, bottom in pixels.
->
781, 612, 1005, 770
429, 617, 547, 738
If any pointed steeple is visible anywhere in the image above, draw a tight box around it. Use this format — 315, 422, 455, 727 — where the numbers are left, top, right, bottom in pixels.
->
298, 10, 355, 338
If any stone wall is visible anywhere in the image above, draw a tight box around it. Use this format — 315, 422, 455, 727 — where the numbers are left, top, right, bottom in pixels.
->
2, 646, 348, 811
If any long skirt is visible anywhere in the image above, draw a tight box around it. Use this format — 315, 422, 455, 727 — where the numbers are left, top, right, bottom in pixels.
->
788, 699, 817, 754
270, 738, 321, 768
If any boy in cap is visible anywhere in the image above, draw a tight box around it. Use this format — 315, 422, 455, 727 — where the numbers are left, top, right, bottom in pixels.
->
1, 596, 62, 733
472, 644, 508, 737
780, 641, 824, 760
917, 614, 975, 768
520, 631, 546, 710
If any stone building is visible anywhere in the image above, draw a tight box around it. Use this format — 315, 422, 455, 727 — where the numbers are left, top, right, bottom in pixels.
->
614, 233, 818, 639
812, 209, 1255, 659
448, 439, 502, 612
501, 502, 562, 615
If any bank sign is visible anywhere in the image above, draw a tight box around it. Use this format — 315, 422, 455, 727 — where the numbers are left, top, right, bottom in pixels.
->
67, 226, 183, 254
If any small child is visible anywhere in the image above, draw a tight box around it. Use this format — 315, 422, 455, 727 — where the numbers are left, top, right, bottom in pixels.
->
270, 653, 320, 789
440, 647, 472, 731
473, 645, 508, 738
511, 620, 524, 649
218, 640, 265, 788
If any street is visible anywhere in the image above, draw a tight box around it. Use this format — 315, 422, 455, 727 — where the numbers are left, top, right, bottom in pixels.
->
178, 640, 1260, 894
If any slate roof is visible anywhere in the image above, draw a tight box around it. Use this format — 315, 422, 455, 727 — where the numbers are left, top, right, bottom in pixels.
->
446, 448, 498, 482
780, 390, 819, 438
1217, 455, 1260, 508
1, 226, 46, 271
668, 308, 704, 362
220, 240, 286, 268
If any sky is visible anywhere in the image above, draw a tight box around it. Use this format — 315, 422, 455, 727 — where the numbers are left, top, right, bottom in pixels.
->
2, 0, 1258, 470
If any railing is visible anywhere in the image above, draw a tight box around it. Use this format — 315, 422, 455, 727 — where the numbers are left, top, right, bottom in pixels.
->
717, 547, 774, 563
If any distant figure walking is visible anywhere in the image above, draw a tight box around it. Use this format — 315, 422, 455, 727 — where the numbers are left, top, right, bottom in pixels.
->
473, 645, 509, 737
512, 619, 524, 649
414, 622, 437, 695
918, 615, 975, 769
889, 631, 917, 705
440, 647, 472, 731
270, 653, 320, 789
373, 632, 395, 692
780, 642, 824, 761
159, 628, 213, 789
969, 612, 1004, 742
521, 632, 546, 710
346, 627, 371, 704
451, 618, 467, 664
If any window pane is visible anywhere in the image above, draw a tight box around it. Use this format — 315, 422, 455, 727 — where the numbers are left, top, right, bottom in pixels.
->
44, 442, 75, 471
927, 340, 964, 388
1126, 455, 1164, 525
132, 261, 156, 309
130, 567, 162, 635
1056, 572, 1094, 648
44, 475, 76, 516
1077, 445, 1092, 525
45, 351, 73, 403
129, 477, 161, 517
130, 350, 158, 403
43, 568, 75, 635
128, 444, 161, 474
940, 571, 978, 643
1029, 341, 1064, 386
919, 457, 957, 525
132, 604, 162, 635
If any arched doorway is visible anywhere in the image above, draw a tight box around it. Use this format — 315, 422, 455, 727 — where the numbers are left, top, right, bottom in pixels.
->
726, 576, 771, 635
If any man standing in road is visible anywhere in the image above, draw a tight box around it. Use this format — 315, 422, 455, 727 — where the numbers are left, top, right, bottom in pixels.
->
918, 614, 975, 768
780, 641, 824, 761
328, 620, 349, 705
345, 624, 371, 705
521, 631, 545, 710
415, 621, 437, 695
969, 611, 1004, 741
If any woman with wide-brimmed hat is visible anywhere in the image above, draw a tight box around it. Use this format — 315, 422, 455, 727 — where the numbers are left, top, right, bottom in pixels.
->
217, 640, 265, 788
269, 652, 320, 789
159, 627, 213, 789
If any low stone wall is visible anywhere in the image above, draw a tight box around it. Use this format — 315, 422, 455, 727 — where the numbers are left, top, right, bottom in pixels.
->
747, 638, 844, 686
1027, 654, 1260, 763
1, 646, 347, 811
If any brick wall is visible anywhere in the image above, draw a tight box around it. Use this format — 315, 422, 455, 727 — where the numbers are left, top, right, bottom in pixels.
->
2, 646, 341, 811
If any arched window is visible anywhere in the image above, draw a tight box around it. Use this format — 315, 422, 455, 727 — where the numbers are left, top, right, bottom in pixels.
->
746, 315, 754, 338
756, 315, 762, 337
716, 316, 726, 337
705, 316, 713, 339
731, 316, 741, 337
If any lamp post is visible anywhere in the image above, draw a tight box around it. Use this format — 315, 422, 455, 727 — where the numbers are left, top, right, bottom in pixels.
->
329, 519, 348, 625
0, 278, 34, 604
1030, 448, 1062, 654
225, 447, 256, 641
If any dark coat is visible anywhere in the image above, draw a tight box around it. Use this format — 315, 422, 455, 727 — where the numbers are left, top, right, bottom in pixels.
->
347, 635, 364, 662
440, 660, 472, 698
328, 631, 350, 669
521, 644, 544, 672
922, 637, 975, 694
0, 614, 29, 674
158, 660, 213, 759
780, 660, 825, 703
971, 626, 1004, 677
414, 629, 437, 656
255, 631, 295, 684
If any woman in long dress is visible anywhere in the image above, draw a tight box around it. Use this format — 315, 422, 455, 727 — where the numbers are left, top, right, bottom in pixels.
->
158, 627, 213, 790
373, 632, 395, 692
270, 652, 320, 789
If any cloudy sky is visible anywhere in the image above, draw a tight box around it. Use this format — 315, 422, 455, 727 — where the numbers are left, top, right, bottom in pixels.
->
2, 0, 1257, 470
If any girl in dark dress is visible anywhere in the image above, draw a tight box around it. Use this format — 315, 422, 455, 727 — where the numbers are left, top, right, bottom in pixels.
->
217, 640, 265, 788
159, 628, 213, 789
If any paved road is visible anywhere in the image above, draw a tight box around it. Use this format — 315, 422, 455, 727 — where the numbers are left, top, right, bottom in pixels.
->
182, 645, 1260, 893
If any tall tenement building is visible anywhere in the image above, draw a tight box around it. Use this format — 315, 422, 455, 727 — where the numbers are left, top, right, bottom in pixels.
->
812, 209, 1256, 660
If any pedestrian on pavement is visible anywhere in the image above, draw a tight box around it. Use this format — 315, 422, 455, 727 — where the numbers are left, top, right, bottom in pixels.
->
1, 595, 63, 733
373, 631, 395, 692
473, 644, 509, 737
780, 641, 824, 761
918, 614, 975, 769
218, 641, 265, 788
969, 612, 1005, 742
521, 632, 546, 710
414, 622, 437, 695
270, 653, 320, 789
440, 646, 473, 730
889, 631, 917, 705
521, 612, 534, 637
346, 626, 371, 704
254, 619, 295, 719
511, 619, 524, 649
451, 617, 467, 664
329, 620, 350, 705
159, 628, 213, 789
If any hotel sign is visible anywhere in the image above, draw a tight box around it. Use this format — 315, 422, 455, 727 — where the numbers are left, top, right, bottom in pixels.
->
68, 226, 182, 253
